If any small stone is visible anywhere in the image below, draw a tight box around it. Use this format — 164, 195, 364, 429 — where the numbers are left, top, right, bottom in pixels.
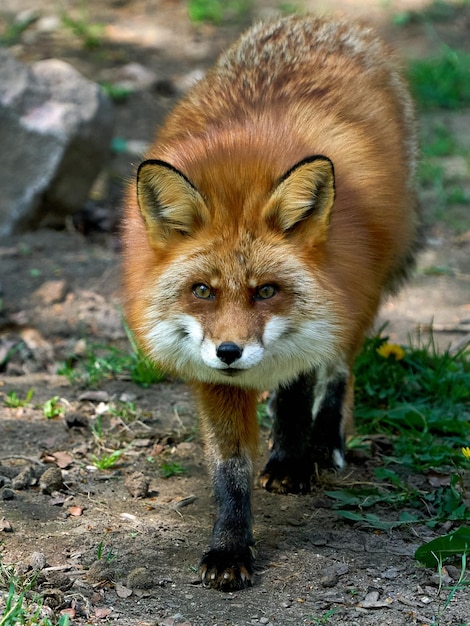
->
11, 466, 33, 490
39, 466, 64, 494
35, 15, 61, 33
446, 565, 462, 581
64, 412, 89, 429
431, 572, 452, 586
30, 551, 47, 571
127, 567, 154, 590
86, 560, 114, 584
78, 390, 110, 403
381, 567, 399, 580
320, 572, 338, 588
1, 488, 15, 500
115, 582, 133, 598
44, 571, 73, 591
33, 279, 67, 304
125, 471, 150, 499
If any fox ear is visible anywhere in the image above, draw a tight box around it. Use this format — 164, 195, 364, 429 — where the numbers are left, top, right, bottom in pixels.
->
263, 156, 335, 241
137, 160, 209, 243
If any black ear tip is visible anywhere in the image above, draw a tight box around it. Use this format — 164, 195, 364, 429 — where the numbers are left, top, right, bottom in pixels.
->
277, 155, 334, 186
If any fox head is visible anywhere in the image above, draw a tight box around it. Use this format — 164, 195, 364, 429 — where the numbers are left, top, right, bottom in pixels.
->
133, 155, 345, 389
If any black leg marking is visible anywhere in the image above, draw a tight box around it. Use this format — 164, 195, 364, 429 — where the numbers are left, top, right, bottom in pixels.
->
260, 373, 315, 494
199, 456, 254, 590
260, 371, 348, 493
311, 375, 347, 470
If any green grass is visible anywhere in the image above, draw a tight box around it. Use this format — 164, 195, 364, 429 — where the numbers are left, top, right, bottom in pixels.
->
409, 47, 470, 111
90, 448, 125, 470
159, 461, 186, 478
58, 342, 164, 388
60, 3, 104, 50
96, 540, 117, 563
3, 389, 34, 408
354, 333, 470, 471
0, 13, 37, 45
100, 81, 134, 102
394, 0, 464, 26
417, 121, 470, 232
325, 332, 470, 546
42, 396, 64, 419
187, 0, 252, 23
0, 556, 69, 626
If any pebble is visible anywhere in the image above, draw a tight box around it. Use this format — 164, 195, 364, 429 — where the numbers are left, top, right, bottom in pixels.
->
381, 566, 399, 579
32, 279, 67, 304
446, 564, 462, 580
78, 390, 110, 403
127, 566, 154, 589
29, 551, 47, 570
86, 560, 115, 584
11, 466, 33, 490
44, 571, 73, 591
65, 412, 89, 429
124, 471, 150, 498
39, 467, 64, 494
35, 14, 61, 33
1, 488, 15, 500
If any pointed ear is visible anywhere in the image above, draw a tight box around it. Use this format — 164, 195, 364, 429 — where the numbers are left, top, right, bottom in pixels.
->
263, 156, 335, 241
137, 160, 210, 244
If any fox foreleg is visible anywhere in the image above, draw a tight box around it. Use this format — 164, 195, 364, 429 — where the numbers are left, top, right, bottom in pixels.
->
194, 383, 259, 591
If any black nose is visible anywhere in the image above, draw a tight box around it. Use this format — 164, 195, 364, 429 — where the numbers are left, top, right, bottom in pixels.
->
216, 342, 243, 365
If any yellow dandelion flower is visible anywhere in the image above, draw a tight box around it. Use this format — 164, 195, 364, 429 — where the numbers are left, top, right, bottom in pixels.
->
462, 447, 470, 460
376, 343, 406, 361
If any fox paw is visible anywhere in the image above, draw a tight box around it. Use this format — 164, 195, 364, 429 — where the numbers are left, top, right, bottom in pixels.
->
199, 548, 254, 591
259, 457, 311, 494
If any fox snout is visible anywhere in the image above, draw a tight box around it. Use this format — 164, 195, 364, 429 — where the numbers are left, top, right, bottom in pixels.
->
200, 335, 264, 373
216, 342, 244, 366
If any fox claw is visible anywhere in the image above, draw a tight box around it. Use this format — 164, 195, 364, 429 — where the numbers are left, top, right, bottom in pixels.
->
260, 458, 311, 494
199, 548, 254, 591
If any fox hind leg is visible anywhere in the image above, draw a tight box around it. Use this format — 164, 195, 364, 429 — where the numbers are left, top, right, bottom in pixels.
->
259, 372, 315, 493
260, 367, 349, 494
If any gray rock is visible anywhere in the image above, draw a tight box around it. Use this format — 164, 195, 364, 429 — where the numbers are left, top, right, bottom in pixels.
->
0, 48, 114, 235
11, 466, 33, 490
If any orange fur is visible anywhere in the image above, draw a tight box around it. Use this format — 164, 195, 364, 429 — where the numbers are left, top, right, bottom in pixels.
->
122, 14, 421, 589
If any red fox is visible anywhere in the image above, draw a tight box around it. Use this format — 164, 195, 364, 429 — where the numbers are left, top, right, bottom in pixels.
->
122, 14, 421, 590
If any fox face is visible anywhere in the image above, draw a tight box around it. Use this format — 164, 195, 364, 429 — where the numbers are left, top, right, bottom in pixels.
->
135, 156, 345, 390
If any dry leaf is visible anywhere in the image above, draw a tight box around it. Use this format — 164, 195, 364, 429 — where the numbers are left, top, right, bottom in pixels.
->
53, 451, 74, 469
67, 506, 83, 517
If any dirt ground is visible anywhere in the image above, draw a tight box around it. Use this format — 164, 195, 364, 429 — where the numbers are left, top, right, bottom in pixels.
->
1, 1, 470, 625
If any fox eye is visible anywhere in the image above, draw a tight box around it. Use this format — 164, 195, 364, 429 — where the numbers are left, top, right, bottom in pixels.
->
255, 284, 278, 300
193, 283, 214, 300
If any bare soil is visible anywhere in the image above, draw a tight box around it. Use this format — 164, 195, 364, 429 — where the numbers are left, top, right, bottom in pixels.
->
1, 1, 470, 625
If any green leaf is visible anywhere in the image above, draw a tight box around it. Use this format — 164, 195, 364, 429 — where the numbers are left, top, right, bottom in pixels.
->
415, 526, 470, 568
